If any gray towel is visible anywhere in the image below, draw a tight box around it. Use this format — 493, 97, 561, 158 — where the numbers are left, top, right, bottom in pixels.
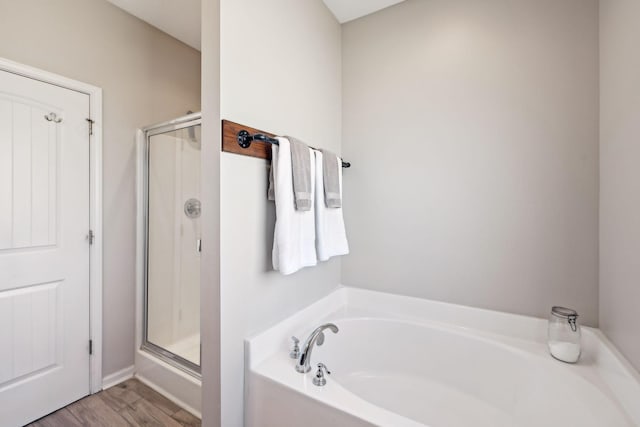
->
285, 136, 312, 211
320, 149, 342, 208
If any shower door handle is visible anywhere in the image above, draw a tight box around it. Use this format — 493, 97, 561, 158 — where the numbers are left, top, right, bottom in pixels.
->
196, 239, 202, 253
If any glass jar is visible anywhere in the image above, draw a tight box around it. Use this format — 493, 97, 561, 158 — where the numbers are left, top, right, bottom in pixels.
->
548, 306, 581, 363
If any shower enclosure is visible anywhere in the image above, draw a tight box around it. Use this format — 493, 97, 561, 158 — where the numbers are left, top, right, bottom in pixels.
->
135, 112, 202, 414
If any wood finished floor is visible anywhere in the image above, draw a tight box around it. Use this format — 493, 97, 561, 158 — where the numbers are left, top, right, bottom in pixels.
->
26, 379, 201, 427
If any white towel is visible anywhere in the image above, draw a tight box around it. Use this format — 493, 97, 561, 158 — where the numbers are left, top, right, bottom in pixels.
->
272, 137, 317, 275
314, 150, 349, 261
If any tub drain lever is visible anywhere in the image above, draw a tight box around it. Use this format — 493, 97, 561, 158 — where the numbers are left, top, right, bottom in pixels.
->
313, 363, 330, 387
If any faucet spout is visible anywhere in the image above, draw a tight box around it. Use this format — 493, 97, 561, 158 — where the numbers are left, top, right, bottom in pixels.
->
296, 323, 339, 373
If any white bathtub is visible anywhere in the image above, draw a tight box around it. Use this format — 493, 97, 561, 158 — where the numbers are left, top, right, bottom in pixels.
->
245, 288, 640, 427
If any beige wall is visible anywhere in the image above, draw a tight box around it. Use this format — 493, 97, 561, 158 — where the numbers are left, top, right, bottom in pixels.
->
219, 0, 341, 425
599, 0, 640, 372
341, 0, 600, 325
0, 0, 201, 377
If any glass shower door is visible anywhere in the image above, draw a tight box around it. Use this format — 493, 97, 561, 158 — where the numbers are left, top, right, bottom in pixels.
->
144, 120, 201, 374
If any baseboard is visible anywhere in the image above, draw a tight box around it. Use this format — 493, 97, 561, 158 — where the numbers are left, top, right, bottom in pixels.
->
135, 374, 202, 419
102, 365, 135, 390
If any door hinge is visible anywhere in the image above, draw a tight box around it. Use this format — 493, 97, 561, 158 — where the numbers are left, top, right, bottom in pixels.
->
88, 229, 95, 245
89, 339, 93, 355
86, 118, 94, 136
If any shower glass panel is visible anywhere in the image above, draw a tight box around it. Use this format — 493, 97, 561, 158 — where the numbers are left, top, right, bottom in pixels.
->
144, 116, 201, 375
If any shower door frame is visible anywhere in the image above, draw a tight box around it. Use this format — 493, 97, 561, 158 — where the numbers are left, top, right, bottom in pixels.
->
140, 113, 202, 378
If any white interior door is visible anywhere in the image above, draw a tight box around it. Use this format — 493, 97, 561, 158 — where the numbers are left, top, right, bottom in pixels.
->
0, 69, 91, 426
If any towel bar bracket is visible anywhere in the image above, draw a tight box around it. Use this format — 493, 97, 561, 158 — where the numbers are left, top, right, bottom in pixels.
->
237, 130, 252, 148
235, 128, 351, 168
237, 130, 280, 148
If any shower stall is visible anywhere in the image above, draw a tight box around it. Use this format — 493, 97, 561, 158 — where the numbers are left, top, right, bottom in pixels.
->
135, 112, 202, 414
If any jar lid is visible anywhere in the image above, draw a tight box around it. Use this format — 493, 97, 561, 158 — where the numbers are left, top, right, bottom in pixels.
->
551, 306, 578, 319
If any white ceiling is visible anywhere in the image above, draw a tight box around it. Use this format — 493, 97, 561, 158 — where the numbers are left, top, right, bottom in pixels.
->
322, 0, 406, 23
106, 0, 201, 51
105, 0, 405, 51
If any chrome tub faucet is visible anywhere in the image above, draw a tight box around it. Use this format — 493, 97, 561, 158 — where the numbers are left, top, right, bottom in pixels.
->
295, 323, 339, 373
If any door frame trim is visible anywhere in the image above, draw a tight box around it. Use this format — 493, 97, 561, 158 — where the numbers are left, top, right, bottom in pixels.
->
0, 57, 104, 394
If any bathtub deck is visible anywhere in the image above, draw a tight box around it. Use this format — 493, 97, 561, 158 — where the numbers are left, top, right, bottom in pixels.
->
246, 287, 640, 427
26, 379, 201, 427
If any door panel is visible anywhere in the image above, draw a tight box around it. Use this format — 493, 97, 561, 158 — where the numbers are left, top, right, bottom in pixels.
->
0, 282, 59, 385
0, 99, 11, 247
0, 69, 91, 427
0, 97, 58, 250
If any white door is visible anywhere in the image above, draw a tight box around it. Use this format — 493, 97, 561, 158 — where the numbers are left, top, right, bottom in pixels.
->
0, 69, 91, 426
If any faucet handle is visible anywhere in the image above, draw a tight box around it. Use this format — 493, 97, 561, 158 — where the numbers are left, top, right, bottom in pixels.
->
318, 362, 330, 375
289, 336, 300, 359
313, 363, 331, 386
